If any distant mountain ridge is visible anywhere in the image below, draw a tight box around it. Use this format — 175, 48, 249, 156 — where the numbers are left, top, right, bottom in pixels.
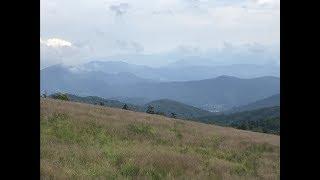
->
77, 61, 279, 81
118, 75, 279, 109
227, 94, 280, 113
198, 106, 280, 134
41, 63, 279, 110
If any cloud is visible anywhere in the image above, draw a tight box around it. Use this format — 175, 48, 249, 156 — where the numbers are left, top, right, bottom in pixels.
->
40, 38, 72, 48
254, 0, 280, 6
40, 0, 279, 67
40, 37, 91, 69
109, 3, 129, 16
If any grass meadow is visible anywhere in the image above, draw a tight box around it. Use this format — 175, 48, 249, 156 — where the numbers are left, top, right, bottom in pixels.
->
41, 98, 280, 179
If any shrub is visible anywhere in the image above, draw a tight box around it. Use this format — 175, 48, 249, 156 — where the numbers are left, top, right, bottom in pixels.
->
122, 104, 129, 110
170, 112, 177, 118
146, 105, 155, 114
51, 93, 69, 101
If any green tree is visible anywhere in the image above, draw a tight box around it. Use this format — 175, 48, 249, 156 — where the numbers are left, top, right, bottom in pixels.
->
170, 112, 177, 118
51, 92, 69, 101
42, 90, 47, 98
122, 104, 129, 110
146, 105, 155, 114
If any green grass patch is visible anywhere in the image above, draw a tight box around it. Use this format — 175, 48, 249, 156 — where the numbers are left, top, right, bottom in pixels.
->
128, 123, 155, 136
120, 163, 140, 177
170, 123, 183, 140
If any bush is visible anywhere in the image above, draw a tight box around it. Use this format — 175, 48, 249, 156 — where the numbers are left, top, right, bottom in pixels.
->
51, 93, 69, 101
146, 105, 155, 114
170, 112, 177, 118
122, 104, 129, 110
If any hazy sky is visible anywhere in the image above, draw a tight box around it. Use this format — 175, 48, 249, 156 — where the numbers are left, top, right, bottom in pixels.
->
40, 0, 280, 68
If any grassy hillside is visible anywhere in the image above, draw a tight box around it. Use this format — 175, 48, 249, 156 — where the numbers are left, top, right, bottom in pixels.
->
144, 99, 213, 119
41, 98, 280, 179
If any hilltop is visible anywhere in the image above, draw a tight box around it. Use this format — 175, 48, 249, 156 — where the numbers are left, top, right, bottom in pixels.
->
41, 98, 279, 179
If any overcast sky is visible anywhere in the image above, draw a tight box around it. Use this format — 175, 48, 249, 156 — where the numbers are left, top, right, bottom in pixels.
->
40, 0, 280, 68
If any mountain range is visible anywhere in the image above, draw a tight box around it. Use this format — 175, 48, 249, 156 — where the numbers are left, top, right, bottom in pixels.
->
41, 62, 280, 110
227, 94, 280, 113
198, 106, 280, 134
76, 60, 279, 81
40, 63, 280, 110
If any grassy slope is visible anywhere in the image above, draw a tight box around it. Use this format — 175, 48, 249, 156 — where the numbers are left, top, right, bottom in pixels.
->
41, 98, 280, 179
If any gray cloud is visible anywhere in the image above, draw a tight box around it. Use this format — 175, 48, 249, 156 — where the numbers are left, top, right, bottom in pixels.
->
109, 3, 130, 16
41, 0, 279, 67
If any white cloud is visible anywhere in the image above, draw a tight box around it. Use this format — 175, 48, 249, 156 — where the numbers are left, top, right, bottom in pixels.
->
40, 38, 72, 48
255, 0, 280, 6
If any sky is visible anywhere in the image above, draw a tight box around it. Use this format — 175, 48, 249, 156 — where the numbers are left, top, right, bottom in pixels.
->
40, 0, 280, 68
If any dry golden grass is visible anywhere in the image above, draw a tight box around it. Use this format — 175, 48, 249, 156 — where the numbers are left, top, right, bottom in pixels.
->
41, 98, 280, 179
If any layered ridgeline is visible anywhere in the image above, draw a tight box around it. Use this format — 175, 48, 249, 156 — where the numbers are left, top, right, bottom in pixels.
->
75, 61, 280, 81
41, 64, 279, 110
49, 93, 213, 120
227, 94, 280, 113
41, 98, 280, 179
198, 106, 280, 135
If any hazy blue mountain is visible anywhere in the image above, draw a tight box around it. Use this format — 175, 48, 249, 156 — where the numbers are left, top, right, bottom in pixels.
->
143, 99, 213, 119
40, 64, 154, 95
41, 64, 279, 110
109, 96, 151, 106
77, 61, 279, 81
117, 76, 280, 109
227, 94, 280, 113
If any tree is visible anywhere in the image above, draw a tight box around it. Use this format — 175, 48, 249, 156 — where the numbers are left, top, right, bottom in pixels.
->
170, 112, 177, 118
51, 92, 69, 101
122, 104, 128, 110
42, 90, 47, 98
99, 102, 104, 106
146, 105, 155, 114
